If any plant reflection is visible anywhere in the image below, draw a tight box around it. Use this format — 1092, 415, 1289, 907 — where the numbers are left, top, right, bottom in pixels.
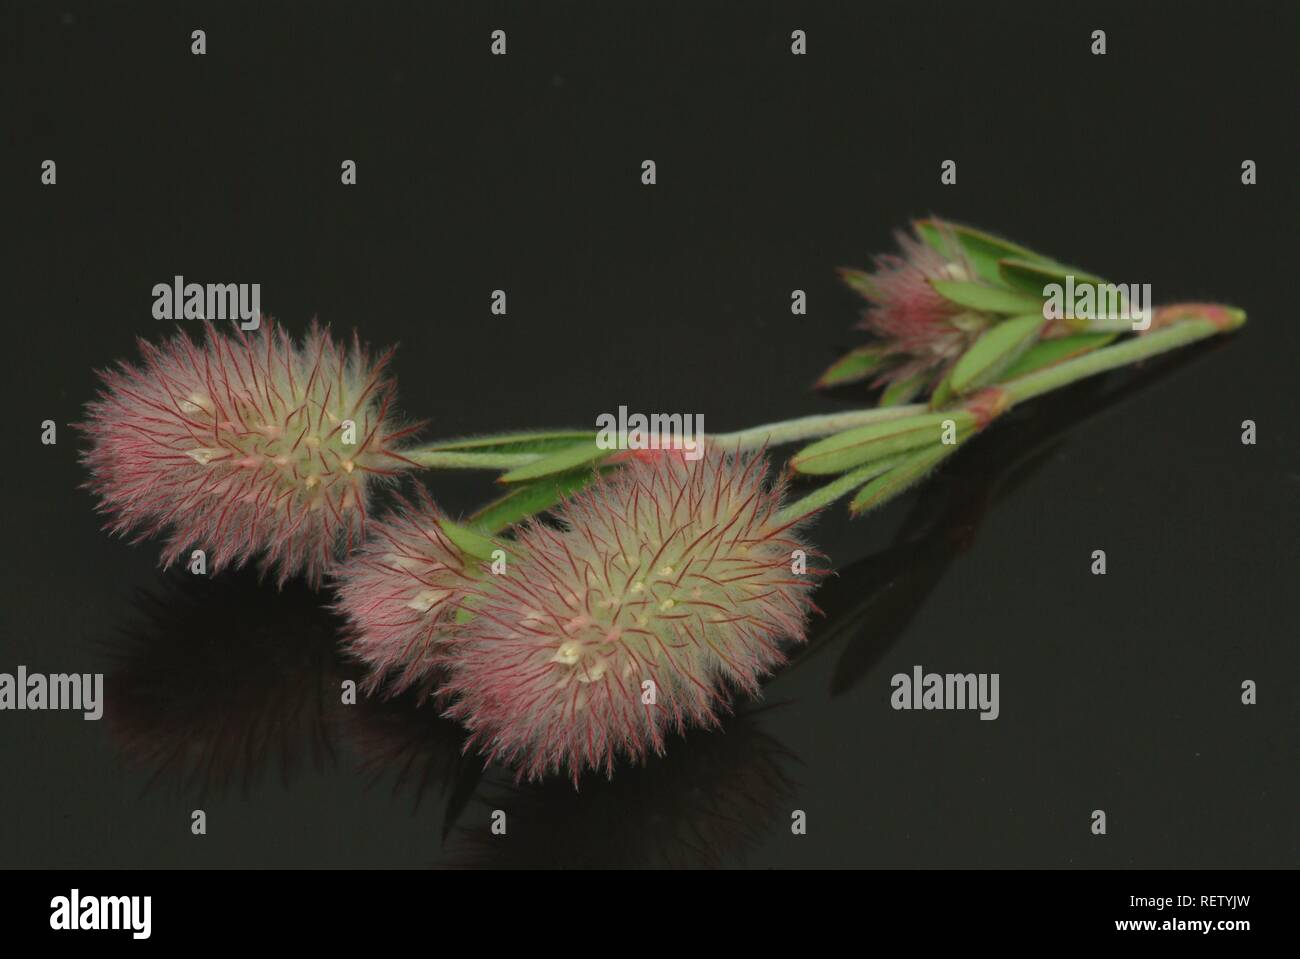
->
101, 344, 1215, 864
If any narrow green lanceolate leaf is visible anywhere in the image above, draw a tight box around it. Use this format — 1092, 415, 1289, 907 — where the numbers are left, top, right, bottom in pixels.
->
928, 374, 955, 410
997, 257, 1110, 300
999, 332, 1117, 380
497, 440, 610, 483
791, 411, 971, 475
837, 267, 878, 300
848, 441, 963, 516
468, 467, 606, 533
879, 370, 928, 407
816, 346, 889, 389
949, 313, 1047, 394
775, 454, 907, 524
930, 280, 1044, 315
1011, 259, 1137, 333
436, 518, 499, 562
415, 430, 596, 454
915, 219, 1056, 286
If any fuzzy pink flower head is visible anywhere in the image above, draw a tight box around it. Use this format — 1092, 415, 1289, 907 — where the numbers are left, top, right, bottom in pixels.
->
80, 319, 419, 586
840, 221, 988, 396
440, 449, 821, 785
332, 488, 479, 696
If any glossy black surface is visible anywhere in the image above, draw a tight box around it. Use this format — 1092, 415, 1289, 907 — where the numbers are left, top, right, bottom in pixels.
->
3, 0, 1297, 867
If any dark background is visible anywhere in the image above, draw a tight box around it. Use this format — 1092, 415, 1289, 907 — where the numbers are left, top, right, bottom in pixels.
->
2, 0, 1297, 867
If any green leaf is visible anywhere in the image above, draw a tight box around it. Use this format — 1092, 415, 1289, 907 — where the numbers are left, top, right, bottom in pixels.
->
815, 346, 888, 389
468, 468, 607, 533
837, 267, 878, 300
791, 411, 972, 476
878, 371, 928, 407
1004, 261, 1142, 332
949, 313, 1047, 394
930, 280, 1044, 315
497, 440, 610, 484
775, 454, 908, 524
999, 332, 1117, 380
997, 257, 1111, 300
848, 440, 963, 516
436, 518, 499, 562
927, 374, 955, 410
416, 430, 596, 454
914, 219, 1057, 286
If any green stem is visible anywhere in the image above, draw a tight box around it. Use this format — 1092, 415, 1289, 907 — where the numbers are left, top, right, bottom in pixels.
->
708, 403, 927, 450
998, 316, 1234, 406
404, 407, 925, 469
404, 311, 1241, 529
